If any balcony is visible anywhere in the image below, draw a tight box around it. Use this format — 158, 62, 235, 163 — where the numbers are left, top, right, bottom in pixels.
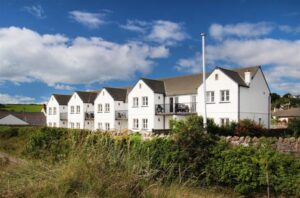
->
85, 112, 94, 120
115, 110, 128, 120
155, 102, 197, 115
60, 112, 68, 120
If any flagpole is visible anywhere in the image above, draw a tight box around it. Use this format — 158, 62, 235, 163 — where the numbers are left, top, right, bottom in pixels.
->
201, 32, 207, 131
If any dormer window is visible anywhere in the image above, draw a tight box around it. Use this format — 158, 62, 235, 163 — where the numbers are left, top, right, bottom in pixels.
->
215, 74, 219, 80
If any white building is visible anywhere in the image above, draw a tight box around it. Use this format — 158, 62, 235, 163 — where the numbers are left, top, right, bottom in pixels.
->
67, 91, 98, 130
128, 66, 270, 133
46, 94, 71, 127
94, 87, 130, 132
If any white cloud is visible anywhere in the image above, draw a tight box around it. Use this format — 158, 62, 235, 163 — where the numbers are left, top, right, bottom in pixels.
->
54, 84, 75, 90
0, 26, 169, 86
69, 10, 106, 29
0, 93, 35, 104
147, 20, 188, 45
279, 25, 300, 34
120, 20, 149, 33
209, 22, 274, 40
23, 5, 46, 19
176, 52, 203, 73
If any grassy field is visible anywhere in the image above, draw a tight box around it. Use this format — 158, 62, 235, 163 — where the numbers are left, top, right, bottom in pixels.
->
0, 104, 43, 112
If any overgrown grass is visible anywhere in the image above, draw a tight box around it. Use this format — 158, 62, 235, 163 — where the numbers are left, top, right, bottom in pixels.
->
0, 104, 43, 112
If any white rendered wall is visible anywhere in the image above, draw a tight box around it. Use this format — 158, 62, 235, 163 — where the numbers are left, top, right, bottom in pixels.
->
68, 93, 84, 129
239, 69, 270, 128
46, 96, 68, 127
114, 101, 128, 132
198, 69, 239, 125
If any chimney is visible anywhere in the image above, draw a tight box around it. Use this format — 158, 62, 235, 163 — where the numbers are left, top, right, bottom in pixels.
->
244, 70, 251, 85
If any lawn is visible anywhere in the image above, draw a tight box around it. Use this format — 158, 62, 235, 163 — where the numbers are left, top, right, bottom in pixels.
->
0, 104, 43, 112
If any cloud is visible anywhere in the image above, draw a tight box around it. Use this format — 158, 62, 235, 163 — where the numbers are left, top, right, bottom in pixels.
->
279, 25, 300, 34
120, 20, 150, 33
54, 84, 75, 90
209, 22, 274, 40
177, 23, 300, 94
69, 10, 106, 29
23, 5, 46, 19
0, 26, 169, 87
0, 93, 35, 104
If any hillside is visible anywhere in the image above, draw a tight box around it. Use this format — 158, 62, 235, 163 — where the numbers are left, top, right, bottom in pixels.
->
0, 104, 43, 112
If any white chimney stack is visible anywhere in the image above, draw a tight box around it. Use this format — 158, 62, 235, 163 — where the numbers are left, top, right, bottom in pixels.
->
244, 70, 251, 85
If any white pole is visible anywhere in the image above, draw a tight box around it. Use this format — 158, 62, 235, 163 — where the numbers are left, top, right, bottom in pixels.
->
201, 33, 207, 130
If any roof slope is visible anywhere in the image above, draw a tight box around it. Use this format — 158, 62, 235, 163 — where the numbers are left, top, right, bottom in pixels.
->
104, 87, 129, 102
272, 108, 300, 117
0, 111, 46, 125
76, 91, 99, 103
53, 94, 71, 105
141, 78, 165, 94
217, 67, 248, 87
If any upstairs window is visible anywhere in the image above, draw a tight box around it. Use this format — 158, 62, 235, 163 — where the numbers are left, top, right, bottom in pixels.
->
133, 119, 139, 129
71, 106, 74, 114
142, 96, 148, 106
220, 90, 230, 102
48, 107, 52, 115
98, 104, 102, 112
206, 91, 215, 103
133, 97, 139, 107
105, 103, 110, 112
142, 119, 148, 129
76, 105, 80, 113
53, 107, 57, 115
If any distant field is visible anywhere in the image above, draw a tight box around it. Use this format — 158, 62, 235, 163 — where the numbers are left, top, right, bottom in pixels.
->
0, 104, 43, 112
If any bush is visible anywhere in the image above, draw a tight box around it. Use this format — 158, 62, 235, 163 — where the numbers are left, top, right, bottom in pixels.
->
288, 118, 300, 136
234, 119, 267, 136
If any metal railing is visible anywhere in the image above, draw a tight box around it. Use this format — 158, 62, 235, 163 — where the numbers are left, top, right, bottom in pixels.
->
60, 112, 68, 120
85, 112, 94, 120
155, 102, 197, 115
115, 110, 128, 120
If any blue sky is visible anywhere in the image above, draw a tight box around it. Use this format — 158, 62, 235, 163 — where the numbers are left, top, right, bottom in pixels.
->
0, 0, 299, 103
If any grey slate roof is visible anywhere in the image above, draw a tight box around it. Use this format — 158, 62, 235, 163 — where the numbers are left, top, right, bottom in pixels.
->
0, 111, 46, 125
217, 67, 248, 87
141, 78, 166, 94
272, 108, 300, 118
104, 87, 129, 102
53, 94, 71, 105
75, 91, 99, 103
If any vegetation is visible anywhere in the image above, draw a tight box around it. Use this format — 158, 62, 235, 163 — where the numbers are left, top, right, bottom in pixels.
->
0, 104, 43, 112
271, 92, 300, 109
0, 117, 299, 197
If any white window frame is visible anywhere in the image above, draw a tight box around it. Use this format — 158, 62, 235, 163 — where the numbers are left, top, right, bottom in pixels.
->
133, 97, 139, 107
76, 122, 80, 129
71, 106, 74, 114
53, 107, 57, 115
49, 122, 52, 127
76, 105, 80, 114
142, 119, 148, 130
53, 122, 56, 127
105, 103, 110, 113
70, 122, 74, 129
133, 119, 139, 129
206, 91, 215, 103
142, 96, 148, 107
220, 118, 230, 126
98, 104, 102, 113
98, 122, 102, 129
105, 123, 110, 131
220, 90, 230, 102
48, 107, 52, 115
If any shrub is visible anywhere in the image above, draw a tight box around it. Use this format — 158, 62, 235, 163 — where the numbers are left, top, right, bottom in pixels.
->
288, 118, 300, 136
235, 119, 267, 136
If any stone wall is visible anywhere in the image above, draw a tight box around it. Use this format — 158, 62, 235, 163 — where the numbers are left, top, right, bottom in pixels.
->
222, 136, 300, 154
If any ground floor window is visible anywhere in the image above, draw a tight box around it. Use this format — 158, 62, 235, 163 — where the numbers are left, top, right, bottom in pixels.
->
53, 122, 56, 127
133, 119, 139, 129
76, 122, 80, 129
70, 122, 74, 129
142, 119, 148, 130
98, 122, 102, 129
220, 118, 230, 126
48, 122, 52, 127
105, 123, 110, 131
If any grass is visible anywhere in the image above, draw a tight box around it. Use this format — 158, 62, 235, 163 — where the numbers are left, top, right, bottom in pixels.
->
0, 104, 43, 112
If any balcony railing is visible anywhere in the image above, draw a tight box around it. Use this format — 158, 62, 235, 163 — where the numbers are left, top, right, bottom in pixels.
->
115, 110, 128, 120
85, 112, 94, 120
60, 112, 68, 120
155, 102, 197, 115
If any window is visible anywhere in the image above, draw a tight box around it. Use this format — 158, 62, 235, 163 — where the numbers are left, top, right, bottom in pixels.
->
206, 91, 215, 103
48, 107, 52, 115
220, 118, 230, 126
76, 105, 80, 113
98, 104, 102, 112
71, 106, 74, 114
142, 119, 148, 129
258, 118, 262, 125
70, 122, 74, 129
105, 123, 110, 131
215, 73, 219, 80
142, 96, 148, 106
48, 122, 52, 127
220, 90, 230, 102
105, 103, 110, 112
98, 122, 102, 129
133, 97, 139, 107
76, 122, 80, 129
53, 107, 57, 115
133, 119, 139, 129
53, 122, 56, 127
139, 83, 142, 89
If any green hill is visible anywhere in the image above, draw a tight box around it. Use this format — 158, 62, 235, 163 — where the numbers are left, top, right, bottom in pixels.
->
0, 104, 43, 112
